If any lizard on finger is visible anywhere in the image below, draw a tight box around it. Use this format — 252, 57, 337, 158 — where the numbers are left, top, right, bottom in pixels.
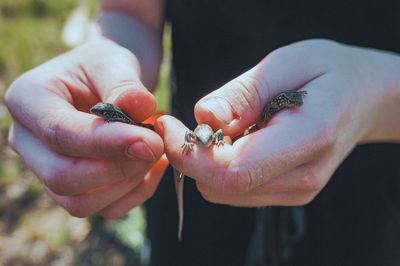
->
178, 90, 307, 240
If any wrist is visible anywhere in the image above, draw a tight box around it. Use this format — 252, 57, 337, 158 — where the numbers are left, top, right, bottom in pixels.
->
360, 49, 400, 143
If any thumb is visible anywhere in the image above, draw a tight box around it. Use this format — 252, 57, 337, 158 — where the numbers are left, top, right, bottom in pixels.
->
77, 40, 156, 122
194, 40, 330, 136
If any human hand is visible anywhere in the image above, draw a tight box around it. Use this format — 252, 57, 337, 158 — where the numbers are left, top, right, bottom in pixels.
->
5, 39, 167, 218
158, 39, 400, 206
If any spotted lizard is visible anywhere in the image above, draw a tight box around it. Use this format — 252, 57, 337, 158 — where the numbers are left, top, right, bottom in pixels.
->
90, 90, 307, 241
178, 90, 307, 240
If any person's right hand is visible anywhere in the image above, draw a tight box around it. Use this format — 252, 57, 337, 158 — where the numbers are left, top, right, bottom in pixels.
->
5, 39, 168, 219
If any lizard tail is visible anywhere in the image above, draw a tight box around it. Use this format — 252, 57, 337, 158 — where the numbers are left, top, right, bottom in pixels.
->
173, 168, 184, 241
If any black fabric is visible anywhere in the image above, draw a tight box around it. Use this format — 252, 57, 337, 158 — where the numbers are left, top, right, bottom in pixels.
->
145, 1, 400, 265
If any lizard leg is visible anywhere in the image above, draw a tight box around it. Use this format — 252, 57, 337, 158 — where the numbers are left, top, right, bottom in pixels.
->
181, 131, 195, 154
213, 129, 225, 147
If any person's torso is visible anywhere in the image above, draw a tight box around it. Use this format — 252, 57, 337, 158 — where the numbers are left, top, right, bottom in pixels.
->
144, 1, 400, 265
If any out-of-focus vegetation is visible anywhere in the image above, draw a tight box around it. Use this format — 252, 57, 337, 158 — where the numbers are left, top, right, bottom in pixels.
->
0, 0, 171, 265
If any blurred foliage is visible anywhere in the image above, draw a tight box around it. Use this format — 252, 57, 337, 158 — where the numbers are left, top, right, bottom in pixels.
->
115, 208, 147, 252
154, 24, 171, 113
0, 0, 171, 265
0, 0, 78, 91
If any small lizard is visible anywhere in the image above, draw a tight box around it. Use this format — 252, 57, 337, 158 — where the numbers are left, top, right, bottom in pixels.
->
90, 90, 307, 241
182, 90, 307, 149
234, 90, 307, 140
178, 90, 307, 240
181, 124, 225, 154
90, 102, 185, 240
90, 102, 154, 130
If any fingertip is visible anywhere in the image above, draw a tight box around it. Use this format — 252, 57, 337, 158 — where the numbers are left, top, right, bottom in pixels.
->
110, 86, 156, 122
195, 97, 234, 127
156, 115, 188, 159
156, 115, 186, 134
154, 115, 166, 138
90, 120, 164, 162
193, 74, 262, 136
195, 98, 246, 137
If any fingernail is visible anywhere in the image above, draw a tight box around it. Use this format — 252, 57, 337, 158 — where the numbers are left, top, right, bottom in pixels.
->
127, 141, 156, 161
201, 98, 233, 124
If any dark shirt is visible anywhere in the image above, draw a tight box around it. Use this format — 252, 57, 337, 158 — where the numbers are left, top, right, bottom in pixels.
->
145, 1, 400, 265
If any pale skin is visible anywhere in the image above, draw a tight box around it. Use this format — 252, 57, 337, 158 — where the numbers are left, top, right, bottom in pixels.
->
161, 40, 400, 206
5, 0, 400, 219
5, 0, 167, 219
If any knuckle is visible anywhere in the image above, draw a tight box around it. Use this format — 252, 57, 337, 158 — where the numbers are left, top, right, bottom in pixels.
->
63, 198, 91, 218
219, 162, 254, 194
199, 190, 220, 204
7, 127, 18, 152
196, 182, 231, 204
297, 169, 324, 193
4, 71, 36, 110
230, 77, 264, 115
138, 187, 154, 202
196, 182, 215, 201
4, 86, 14, 109
41, 167, 65, 195
42, 117, 64, 151
41, 162, 76, 196
314, 123, 337, 152
198, 190, 214, 202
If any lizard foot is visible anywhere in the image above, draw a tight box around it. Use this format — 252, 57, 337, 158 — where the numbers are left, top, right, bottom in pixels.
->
215, 139, 225, 147
181, 142, 194, 154
213, 129, 225, 147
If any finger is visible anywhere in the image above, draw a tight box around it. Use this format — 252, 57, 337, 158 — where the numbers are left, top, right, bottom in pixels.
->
9, 121, 154, 195
197, 185, 313, 207
223, 73, 347, 193
195, 156, 335, 198
5, 43, 162, 161
5, 39, 155, 122
160, 81, 335, 195
194, 39, 335, 136
100, 155, 169, 219
156, 115, 235, 175
196, 163, 323, 207
47, 163, 151, 218
212, 86, 333, 193
69, 39, 157, 121
159, 113, 310, 193
7, 88, 163, 161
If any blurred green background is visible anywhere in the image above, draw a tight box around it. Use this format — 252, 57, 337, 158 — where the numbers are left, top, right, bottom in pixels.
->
0, 0, 171, 265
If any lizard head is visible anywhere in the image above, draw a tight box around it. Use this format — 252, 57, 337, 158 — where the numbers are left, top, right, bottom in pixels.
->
90, 102, 114, 117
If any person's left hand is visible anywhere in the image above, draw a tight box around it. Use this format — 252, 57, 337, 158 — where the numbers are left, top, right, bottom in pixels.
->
156, 39, 400, 206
